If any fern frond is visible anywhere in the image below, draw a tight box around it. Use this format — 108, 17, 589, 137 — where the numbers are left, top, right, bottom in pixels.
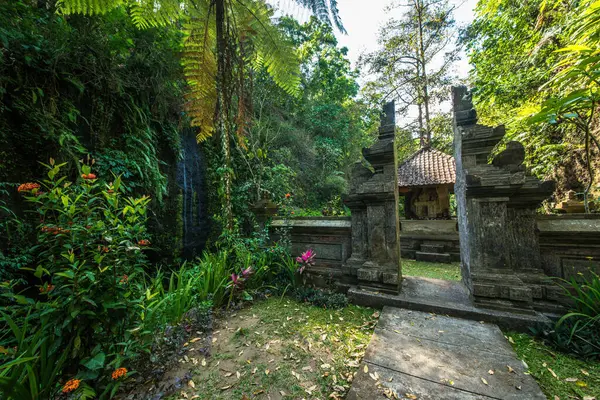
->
129, 0, 185, 28
235, 0, 301, 97
57, 0, 124, 15
182, 12, 218, 143
293, 0, 345, 33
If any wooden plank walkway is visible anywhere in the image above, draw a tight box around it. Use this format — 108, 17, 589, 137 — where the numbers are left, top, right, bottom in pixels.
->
347, 307, 546, 400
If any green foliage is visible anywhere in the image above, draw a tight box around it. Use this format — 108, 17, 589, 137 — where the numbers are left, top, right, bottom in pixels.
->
0, 1, 185, 259
230, 17, 377, 223
464, 0, 600, 198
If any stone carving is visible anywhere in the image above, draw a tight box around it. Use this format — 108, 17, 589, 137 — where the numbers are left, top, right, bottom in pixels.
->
343, 101, 401, 293
452, 86, 562, 313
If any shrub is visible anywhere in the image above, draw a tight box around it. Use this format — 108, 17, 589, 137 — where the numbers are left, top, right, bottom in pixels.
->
1, 159, 154, 398
293, 287, 348, 309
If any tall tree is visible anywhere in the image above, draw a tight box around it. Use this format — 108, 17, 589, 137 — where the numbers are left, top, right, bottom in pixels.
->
362, 0, 459, 147
58, 0, 344, 229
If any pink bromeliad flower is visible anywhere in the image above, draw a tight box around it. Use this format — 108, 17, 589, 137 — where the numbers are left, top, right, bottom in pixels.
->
296, 249, 316, 274
240, 266, 253, 279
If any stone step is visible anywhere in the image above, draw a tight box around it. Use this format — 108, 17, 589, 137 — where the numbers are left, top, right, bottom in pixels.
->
420, 244, 445, 253
415, 251, 451, 263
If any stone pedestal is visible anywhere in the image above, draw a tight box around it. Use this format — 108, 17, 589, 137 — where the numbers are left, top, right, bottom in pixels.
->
452, 86, 557, 313
343, 102, 401, 293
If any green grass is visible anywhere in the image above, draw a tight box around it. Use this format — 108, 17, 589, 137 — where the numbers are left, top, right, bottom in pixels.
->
173, 297, 378, 399
506, 332, 600, 399
401, 259, 462, 281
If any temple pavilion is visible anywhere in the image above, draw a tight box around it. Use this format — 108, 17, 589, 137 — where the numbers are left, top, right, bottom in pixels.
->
397, 147, 456, 220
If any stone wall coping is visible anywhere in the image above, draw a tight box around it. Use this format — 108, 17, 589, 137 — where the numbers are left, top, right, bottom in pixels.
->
536, 214, 600, 220
271, 217, 352, 229
536, 214, 600, 234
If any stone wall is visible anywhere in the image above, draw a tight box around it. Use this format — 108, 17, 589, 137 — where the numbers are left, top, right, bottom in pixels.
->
536, 214, 600, 281
400, 219, 460, 262
270, 217, 355, 289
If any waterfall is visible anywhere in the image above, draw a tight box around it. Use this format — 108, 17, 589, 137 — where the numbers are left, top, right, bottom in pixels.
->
176, 131, 208, 260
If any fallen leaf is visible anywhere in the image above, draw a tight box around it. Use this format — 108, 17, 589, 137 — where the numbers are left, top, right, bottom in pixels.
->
507, 365, 515, 373
372, 312, 380, 318
481, 378, 488, 385
188, 380, 195, 389
564, 378, 577, 382
548, 368, 558, 379
224, 372, 233, 377
236, 371, 240, 379
212, 337, 217, 343
583, 397, 596, 400
554, 396, 559, 400
190, 337, 202, 343
201, 358, 207, 367
576, 380, 587, 387
581, 369, 590, 376
252, 367, 257, 374
253, 390, 264, 395
238, 350, 244, 357
265, 369, 270, 375
220, 385, 232, 390
508, 337, 515, 344
363, 365, 369, 373
488, 370, 494, 375
306, 385, 317, 394
405, 394, 417, 400
279, 391, 286, 396
321, 363, 331, 369
516, 386, 521, 390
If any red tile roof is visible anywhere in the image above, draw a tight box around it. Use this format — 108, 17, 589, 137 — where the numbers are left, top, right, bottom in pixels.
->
397, 147, 456, 187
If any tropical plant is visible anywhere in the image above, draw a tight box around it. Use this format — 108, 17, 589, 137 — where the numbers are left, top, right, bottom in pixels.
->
555, 270, 600, 357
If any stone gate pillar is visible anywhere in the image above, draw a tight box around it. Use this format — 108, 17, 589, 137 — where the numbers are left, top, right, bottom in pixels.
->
343, 101, 401, 293
452, 86, 561, 313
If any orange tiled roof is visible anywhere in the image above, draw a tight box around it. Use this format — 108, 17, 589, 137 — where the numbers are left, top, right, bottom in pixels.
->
397, 147, 456, 187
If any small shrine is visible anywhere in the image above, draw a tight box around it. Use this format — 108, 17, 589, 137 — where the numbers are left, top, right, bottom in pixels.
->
397, 147, 456, 219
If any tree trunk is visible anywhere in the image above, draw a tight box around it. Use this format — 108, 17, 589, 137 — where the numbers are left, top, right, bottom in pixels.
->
415, 0, 431, 146
416, 46, 425, 147
215, 0, 233, 230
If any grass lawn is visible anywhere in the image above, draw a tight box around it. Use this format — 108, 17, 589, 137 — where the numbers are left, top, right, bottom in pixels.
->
401, 259, 462, 281
168, 297, 378, 399
506, 332, 600, 399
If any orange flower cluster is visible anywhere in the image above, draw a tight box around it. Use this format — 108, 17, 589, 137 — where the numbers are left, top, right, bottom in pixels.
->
62, 379, 80, 393
137, 239, 150, 246
112, 367, 128, 380
285, 193, 291, 199
41, 226, 70, 235
39, 284, 55, 294
17, 182, 40, 193
81, 173, 97, 180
